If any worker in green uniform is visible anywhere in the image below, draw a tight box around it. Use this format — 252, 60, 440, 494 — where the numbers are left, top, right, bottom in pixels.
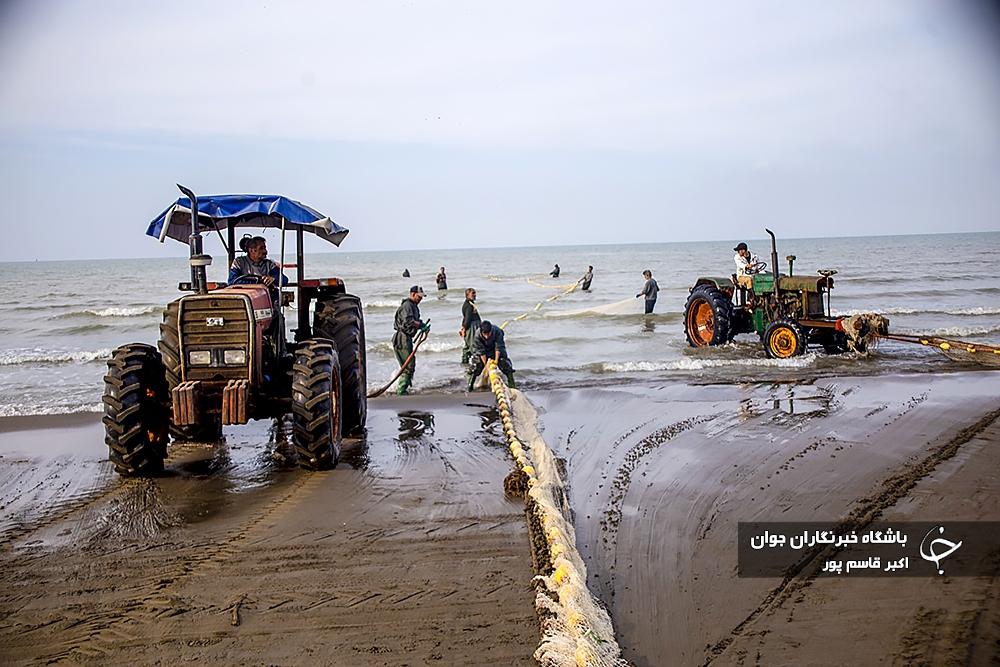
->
459, 287, 481, 364
392, 285, 427, 395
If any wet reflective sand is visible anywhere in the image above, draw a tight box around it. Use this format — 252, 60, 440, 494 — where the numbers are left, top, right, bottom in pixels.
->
533, 372, 1000, 666
0, 396, 535, 665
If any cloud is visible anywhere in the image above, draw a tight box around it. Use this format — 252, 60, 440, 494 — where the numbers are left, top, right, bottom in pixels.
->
1, 0, 997, 157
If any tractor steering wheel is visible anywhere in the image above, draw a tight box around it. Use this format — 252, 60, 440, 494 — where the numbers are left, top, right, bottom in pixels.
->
748, 261, 767, 274
230, 274, 270, 286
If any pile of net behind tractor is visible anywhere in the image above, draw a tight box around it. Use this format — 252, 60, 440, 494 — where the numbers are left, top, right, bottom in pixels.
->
102, 186, 367, 476
684, 229, 888, 358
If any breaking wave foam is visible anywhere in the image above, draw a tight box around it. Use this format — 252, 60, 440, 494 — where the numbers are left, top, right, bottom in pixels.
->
599, 354, 820, 373
896, 325, 1000, 338
363, 299, 400, 310
0, 402, 103, 417
0, 348, 112, 366
85, 306, 158, 317
834, 306, 1000, 317
368, 339, 463, 354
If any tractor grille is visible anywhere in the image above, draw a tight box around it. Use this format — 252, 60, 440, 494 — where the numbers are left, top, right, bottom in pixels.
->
180, 295, 251, 383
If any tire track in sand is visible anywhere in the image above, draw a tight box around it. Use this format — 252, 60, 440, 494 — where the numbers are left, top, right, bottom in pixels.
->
39, 471, 322, 663
0, 470, 135, 551
702, 405, 1000, 666
599, 414, 716, 591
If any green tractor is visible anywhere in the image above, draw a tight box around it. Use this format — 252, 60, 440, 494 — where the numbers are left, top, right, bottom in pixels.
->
683, 229, 880, 358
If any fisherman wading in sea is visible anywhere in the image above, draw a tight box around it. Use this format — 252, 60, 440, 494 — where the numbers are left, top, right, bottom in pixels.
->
392, 286, 428, 395
459, 287, 481, 365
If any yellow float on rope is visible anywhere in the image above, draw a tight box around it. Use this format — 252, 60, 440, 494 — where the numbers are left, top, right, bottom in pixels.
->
940, 342, 951, 350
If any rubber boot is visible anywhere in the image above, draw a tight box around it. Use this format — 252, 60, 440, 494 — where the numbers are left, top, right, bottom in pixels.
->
397, 372, 412, 395
467, 374, 476, 392
505, 371, 516, 388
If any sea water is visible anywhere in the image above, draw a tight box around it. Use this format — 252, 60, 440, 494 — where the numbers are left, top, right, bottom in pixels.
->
1, 232, 998, 416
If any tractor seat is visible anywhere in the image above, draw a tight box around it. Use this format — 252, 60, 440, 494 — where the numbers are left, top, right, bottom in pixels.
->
817, 269, 838, 277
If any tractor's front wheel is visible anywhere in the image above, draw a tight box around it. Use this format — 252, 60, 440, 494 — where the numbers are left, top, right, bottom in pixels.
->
291, 340, 342, 470
684, 285, 733, 347
764, 319, 807, 359
102, 344, 170, 476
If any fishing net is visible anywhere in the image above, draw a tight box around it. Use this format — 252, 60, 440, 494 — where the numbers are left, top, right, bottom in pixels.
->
547, 297, 641, 318
488, 365, 627, 667
841, 313, 890, 352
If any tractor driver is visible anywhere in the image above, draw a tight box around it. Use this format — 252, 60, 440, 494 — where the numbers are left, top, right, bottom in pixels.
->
229, 236, 288, 289
733, 242, 760, 289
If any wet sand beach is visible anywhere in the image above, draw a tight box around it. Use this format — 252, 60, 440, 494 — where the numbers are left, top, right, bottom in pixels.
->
532, 371, 1000, 666
1, 371, 999, 665
0, 396, 536, 665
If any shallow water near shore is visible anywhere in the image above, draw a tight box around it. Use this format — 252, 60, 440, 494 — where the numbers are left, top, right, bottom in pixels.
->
2, 231, 999, 416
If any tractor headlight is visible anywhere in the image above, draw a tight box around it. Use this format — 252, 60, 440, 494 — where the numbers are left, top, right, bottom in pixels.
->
188, 350, 212, 366
223, 349, 246, 365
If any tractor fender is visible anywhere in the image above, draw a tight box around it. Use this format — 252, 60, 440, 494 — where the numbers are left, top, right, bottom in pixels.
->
690, 277, 735, 292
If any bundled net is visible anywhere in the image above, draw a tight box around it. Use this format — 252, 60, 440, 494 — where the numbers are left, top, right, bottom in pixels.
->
841, 313, 890, 352
488, 364, 627, 667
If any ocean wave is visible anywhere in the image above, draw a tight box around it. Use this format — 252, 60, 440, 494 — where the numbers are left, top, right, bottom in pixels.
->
363, 299, 402, 310
0, 402, 103, 417
833, 307, 917, 316
835, 306, 1000, 317
368, 339, 464, 354
0, 348, 113, 366
597, 354, 819, 373
85, 306, 159, 317
895, 325, 1000, 338
947, 306, 1000, 316
52, 324, 116, 335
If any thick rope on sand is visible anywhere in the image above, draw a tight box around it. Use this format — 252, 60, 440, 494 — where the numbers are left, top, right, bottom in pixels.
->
487, 362, 627, 667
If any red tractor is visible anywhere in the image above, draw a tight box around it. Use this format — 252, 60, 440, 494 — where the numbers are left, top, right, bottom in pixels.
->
102, 186, 366, 475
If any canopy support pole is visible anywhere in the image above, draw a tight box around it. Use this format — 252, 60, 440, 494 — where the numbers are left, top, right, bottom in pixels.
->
296, 228, 307, 339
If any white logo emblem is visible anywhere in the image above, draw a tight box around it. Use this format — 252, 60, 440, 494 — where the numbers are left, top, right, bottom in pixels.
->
206, 317, 225, 327
919, 526, 963, 575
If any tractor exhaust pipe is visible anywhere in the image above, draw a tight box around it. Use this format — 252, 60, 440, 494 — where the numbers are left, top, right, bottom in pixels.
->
765, 228, 780, 299
177, 184, 211, 295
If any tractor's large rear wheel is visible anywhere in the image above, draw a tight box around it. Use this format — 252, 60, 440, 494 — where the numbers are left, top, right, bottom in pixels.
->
292, 339, 342, 470
764, 319, 807, 358
684, 285, 733, 347
158, 301, 223, 442
314, 294, 367, 436
103, 344, 170, 476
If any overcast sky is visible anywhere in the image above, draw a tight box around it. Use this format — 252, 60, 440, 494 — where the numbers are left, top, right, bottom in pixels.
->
0, 0, 998, 260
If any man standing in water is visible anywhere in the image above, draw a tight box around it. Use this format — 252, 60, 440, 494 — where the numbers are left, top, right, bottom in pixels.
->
636, 269, 659, 314
436, 267, 448, 290
579, 265, 594, 291
550, 264, 561, 278
392, 286, 427, 395
459, 288, 481, 365
468, 320, 516, 390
